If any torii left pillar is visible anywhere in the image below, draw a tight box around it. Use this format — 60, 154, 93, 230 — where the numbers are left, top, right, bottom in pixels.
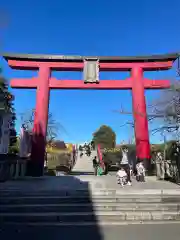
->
28, 65, 51, 176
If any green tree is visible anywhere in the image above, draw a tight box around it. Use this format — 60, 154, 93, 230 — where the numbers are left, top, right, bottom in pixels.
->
0, 69, 12, 112
92, 125, 116, 148
0, 68, 17, 152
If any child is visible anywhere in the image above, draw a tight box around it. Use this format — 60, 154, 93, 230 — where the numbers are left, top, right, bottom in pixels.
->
116, 167, 127, 187
136, 161, 146, 182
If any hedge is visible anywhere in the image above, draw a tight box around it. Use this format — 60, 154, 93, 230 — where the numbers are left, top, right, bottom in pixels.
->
46, 147, 76, 175
102, 145, 136, 164
151, 141, 177, 160
102, 142, 178, 165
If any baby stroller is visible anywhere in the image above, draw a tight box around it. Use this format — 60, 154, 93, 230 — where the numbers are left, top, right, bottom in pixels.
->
117, 176, 127, 186
116, 168, 128, 187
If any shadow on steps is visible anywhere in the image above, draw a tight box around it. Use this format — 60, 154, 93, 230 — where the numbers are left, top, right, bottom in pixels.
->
0, 176, 103, 240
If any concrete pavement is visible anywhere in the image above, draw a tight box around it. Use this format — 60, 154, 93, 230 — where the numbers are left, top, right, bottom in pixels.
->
1, 223, 180, 240
71, 150, 95, 173
0, 175, 179, 193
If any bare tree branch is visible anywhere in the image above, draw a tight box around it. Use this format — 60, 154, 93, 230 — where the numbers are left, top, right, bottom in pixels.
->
147, 74, 180, 136
20, 109, 68, 142
114, 63, 180, 138
119, 121, 134, 128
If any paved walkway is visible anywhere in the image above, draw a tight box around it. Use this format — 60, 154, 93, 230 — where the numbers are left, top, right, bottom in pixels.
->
0, 175, 179, 193
72, 150, 95, 174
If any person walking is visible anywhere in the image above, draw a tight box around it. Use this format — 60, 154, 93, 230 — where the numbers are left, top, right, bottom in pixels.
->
120, 146, 132, 185
86, 145, 91, 157
155, 151, 165, 180
170, 142, 180, 183
92, 156, 98, 176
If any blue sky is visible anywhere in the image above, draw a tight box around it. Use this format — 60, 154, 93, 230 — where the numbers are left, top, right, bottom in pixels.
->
0, 0, 180, 144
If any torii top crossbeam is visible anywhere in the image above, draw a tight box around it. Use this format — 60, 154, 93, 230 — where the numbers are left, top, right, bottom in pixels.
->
3, 52, 178, 62
3, 52, 179, 90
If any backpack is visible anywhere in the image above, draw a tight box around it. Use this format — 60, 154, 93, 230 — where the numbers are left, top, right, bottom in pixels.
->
97, 166, 103, 176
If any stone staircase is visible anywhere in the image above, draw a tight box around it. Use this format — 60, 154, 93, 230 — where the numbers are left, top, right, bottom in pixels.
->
71, 150, 96, 174
1, 188, 180, 226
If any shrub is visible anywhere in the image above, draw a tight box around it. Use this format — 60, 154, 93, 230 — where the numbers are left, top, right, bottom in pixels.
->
8, 145, 19, 154
151, 141, 176, 160
46, 147, 76, 175
103, 151, 121, 165
47, 152, 72, 168
46, 169, 56, 176
102, 145, 136, 165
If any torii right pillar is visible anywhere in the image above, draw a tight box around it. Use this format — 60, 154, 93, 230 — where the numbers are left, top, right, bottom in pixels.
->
131, 67, 150, 169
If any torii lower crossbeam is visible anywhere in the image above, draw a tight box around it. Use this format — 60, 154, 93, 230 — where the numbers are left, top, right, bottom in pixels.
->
4, 53, 178, 176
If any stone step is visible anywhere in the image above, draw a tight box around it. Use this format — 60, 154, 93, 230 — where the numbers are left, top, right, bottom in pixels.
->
1, 190, 180, 196
1, 211, 180, 223
0, 203, 179, 213
3, 220, 180, 226
1, 189, 180, 196
1, 195, 180, 204
0, 191, 180, 202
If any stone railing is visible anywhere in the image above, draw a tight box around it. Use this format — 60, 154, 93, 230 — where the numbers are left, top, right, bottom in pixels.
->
0, 155, 28, 182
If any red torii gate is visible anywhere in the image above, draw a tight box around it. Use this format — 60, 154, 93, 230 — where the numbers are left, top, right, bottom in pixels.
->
3, 53, 178, 176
